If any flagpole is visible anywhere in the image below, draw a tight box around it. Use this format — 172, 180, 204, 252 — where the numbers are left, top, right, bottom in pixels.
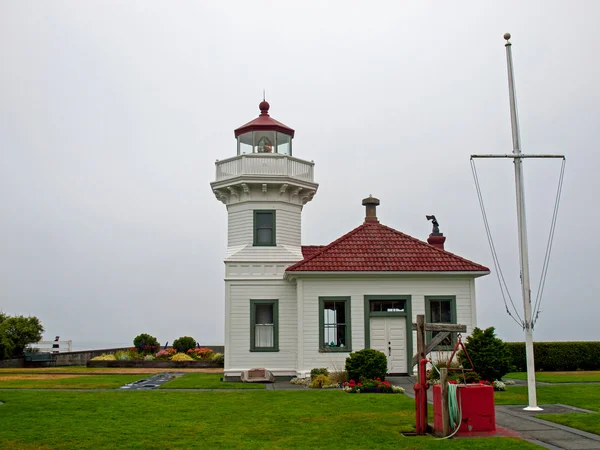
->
504, 32, 542, 411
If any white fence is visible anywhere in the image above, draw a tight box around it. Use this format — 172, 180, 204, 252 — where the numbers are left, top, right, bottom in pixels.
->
215, 154, 314, 182
30, 340, 73, 353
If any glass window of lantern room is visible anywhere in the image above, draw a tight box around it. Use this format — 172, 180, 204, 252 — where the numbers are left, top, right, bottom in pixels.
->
254, 131, 275, 153
238, 132, 253, 155
276, 133, 291, 155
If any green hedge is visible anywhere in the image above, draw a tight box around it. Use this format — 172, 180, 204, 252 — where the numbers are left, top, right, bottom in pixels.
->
506, 342, 600, 372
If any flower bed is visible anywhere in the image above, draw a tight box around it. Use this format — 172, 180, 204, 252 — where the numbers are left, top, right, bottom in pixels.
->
88, 347, 224, 368
344, 378, 405, 394
88, 360, 223, 368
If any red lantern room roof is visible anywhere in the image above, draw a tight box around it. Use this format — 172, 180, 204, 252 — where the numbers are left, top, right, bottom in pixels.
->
234, 101, 295, 138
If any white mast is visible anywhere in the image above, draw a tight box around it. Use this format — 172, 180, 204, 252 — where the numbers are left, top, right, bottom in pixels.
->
472, 34, 565, 411
504, 32, 542, 411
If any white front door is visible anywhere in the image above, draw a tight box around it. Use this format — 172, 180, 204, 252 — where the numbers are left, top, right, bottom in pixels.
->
370, 316, 407, 374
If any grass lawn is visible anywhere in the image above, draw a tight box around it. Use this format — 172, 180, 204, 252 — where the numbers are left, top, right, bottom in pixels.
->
0, 374, 143, 389
505, 371, 600, 383
496, 384, 600, 435
0, 390, 539, 449
159, 373, 265, 389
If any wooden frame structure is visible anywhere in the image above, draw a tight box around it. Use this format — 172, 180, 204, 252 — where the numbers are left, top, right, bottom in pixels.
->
411, 314, 466, 436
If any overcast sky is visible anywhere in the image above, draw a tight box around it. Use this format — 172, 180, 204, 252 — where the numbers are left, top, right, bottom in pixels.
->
1, 1, 598, 350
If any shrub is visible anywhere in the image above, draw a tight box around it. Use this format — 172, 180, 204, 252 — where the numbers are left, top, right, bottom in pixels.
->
115, 350, 132, 361
458, 327, 512, 381
506, 341, 600, 372
310, 368, 329, 380
133, 333, 160, 354
290, 377, 311, 387
91, 354, 116, 361
328, 370, 348, 384
144, 354, 155, 361
493, 380, 506, 391
171, 353, 193, 361
345, 349, 387, 382
211, 353, 224, 364
187, 347, 213, 360
155, 348, 176, 360
310, 374, 331, 388
173, 336, 197, 354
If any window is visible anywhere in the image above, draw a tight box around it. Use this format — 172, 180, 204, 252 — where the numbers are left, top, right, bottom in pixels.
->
425, 296, 457, 348
253, 211, 276, 246
319, 297, 351, 352
250, 300, 278, 352
369, 300, 405, 312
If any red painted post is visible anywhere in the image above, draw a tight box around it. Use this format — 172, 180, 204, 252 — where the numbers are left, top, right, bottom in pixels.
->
414, 358, 429, 435
414, 382, 422, 433
419, 359, 428, 433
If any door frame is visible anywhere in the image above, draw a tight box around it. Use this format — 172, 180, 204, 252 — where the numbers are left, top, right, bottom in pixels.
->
364, 295, 412, 375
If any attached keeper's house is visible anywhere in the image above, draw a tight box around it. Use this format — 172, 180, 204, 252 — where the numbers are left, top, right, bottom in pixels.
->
211, 101, 489, 380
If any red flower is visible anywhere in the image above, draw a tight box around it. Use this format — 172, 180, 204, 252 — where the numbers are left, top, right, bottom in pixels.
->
449, 380, 457, 384
358, 382, 362, 386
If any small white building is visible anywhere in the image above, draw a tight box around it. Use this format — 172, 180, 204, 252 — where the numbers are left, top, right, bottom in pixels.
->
211, 101, 489, 379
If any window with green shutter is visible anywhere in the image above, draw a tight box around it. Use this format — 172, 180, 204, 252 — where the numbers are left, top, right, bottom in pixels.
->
253, 210, 276, 246
250, 300, 279, 352
319, 297, 351, 352
425, 296, 457, 349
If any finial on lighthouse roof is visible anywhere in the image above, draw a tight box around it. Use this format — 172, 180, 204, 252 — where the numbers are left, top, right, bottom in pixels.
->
259, 99, 270, 116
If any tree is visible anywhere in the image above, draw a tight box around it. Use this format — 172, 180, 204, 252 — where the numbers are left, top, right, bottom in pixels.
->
172, 336, 197, 354
0, 315, 44, 359
458, 327, 513, 381
133, 333, 160, 354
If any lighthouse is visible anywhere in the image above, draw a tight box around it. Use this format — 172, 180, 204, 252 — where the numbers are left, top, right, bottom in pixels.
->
210, 100, 318, 376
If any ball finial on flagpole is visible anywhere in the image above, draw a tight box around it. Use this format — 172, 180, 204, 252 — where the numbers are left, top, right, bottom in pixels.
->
504, 33, 511, 41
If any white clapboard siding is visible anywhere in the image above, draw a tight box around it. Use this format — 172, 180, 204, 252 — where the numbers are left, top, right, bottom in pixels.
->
297, 276, 475, 375
227, 202, 302, 248
225, 280, 298, 375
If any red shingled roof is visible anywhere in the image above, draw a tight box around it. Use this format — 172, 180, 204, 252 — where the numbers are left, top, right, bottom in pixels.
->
234, 101, 295, 138
301, 245, 326, 259
291, 222, 489, 273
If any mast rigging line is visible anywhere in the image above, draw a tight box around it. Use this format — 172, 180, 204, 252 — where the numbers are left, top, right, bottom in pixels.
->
470, 157, 524, 327
532, 158, 566, 325
470, 155, 566, 329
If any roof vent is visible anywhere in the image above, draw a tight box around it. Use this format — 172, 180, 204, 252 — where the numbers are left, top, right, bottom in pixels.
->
362, 195, 380, 223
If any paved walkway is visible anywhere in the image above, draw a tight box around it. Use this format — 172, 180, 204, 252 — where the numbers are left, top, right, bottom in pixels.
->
388, 376, 600, 450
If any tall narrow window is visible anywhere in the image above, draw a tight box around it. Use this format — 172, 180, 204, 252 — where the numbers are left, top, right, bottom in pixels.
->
319, 297, 351, 352
254, 211, 275, 246
425, 296, 456, 348
250, 300, 278, 351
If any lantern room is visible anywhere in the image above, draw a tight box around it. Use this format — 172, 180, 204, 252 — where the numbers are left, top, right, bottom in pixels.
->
234, 100, 294, 156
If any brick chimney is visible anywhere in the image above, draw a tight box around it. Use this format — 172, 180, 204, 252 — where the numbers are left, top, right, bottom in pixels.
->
426, 215, 446, 250
362, 195, 380, 223
427, 234, 446, 250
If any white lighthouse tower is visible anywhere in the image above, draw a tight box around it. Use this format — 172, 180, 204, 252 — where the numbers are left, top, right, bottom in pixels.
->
210, 100, 318, 378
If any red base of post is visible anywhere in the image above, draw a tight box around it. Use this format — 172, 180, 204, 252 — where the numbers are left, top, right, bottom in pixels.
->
414, 359, 429, 435
433, 384, 496, 434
